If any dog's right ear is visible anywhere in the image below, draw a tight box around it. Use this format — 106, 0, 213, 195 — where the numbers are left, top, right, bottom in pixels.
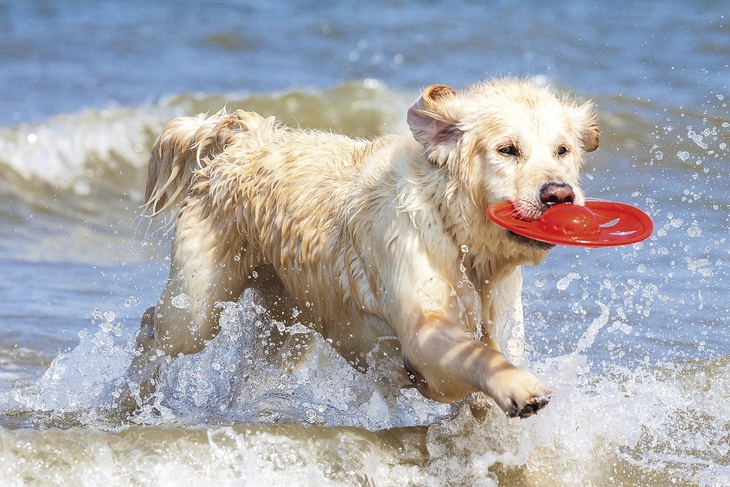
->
407, 85, 463, 165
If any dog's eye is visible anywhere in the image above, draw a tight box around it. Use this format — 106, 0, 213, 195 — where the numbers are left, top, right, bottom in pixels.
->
498, 145, 520, 157
557, 146, 569, 156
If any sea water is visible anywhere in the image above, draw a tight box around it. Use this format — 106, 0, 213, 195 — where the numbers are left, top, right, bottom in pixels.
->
1, 1, 728, 485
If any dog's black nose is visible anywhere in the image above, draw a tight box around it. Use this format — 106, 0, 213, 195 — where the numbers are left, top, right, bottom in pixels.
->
540, 183, 575, 207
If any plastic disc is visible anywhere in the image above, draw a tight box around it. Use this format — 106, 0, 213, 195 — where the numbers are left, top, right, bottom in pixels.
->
487, 201, 654, 247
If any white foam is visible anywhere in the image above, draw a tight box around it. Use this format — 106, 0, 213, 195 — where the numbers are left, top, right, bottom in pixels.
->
0, 106, 173, 191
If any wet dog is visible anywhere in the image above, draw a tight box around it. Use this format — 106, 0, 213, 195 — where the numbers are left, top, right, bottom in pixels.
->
134, 79, 598, 418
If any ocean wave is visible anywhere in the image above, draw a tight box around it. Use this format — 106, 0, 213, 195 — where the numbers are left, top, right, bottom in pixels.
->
0, 81, 411, 203
0, 106, 169, 196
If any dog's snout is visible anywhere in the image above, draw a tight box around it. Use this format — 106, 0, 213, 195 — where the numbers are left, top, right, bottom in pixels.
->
540, 183, 575, 207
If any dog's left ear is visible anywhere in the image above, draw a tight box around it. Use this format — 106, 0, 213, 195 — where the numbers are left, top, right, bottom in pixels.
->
571, 101, 600, 152
407, 85, 463, 165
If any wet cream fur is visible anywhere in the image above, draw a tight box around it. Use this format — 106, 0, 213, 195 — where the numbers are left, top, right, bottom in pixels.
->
139, 79, 599, 418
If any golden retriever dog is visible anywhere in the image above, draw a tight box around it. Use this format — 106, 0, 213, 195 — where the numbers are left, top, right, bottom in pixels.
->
134, 79, 598, 418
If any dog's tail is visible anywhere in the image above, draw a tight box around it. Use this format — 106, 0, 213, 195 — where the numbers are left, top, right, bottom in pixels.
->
144, 109, 277, 215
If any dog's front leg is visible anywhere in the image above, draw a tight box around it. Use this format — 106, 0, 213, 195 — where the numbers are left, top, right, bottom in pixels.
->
401, 315, 549, 418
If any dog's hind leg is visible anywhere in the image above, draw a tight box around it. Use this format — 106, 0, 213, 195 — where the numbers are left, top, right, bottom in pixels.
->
154, 192, 252, 357
121, 192, 253, 413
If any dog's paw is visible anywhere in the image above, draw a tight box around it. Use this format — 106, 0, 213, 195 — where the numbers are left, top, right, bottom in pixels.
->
488, 368, 551, 419
506, 392, 551, 419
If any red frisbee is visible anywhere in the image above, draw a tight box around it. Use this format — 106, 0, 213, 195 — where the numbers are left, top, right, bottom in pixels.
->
487, 201, 654, 247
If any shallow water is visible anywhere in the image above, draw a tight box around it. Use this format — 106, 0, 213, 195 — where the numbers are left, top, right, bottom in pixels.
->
1, 1, 729, 486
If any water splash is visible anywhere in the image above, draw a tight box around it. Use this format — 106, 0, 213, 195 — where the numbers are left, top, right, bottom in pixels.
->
16, 317, 135, 416
15, 288, 452, 430
6, 289, 729, 485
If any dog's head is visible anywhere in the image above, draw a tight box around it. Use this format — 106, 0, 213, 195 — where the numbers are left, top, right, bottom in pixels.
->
407, 80, 598, 226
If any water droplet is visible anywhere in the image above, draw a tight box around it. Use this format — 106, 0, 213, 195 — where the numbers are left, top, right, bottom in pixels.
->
172, 293, 192, 309
557, 272, 581, 291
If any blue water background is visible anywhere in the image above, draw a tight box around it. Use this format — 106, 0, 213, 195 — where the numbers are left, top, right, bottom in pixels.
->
1, 0, 727, 125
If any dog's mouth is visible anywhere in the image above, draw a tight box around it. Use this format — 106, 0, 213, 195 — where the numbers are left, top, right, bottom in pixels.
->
506, 230, 555, 250
504, 203, 555, 249
494, 198, 565, 250
510, 201, 544, 223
